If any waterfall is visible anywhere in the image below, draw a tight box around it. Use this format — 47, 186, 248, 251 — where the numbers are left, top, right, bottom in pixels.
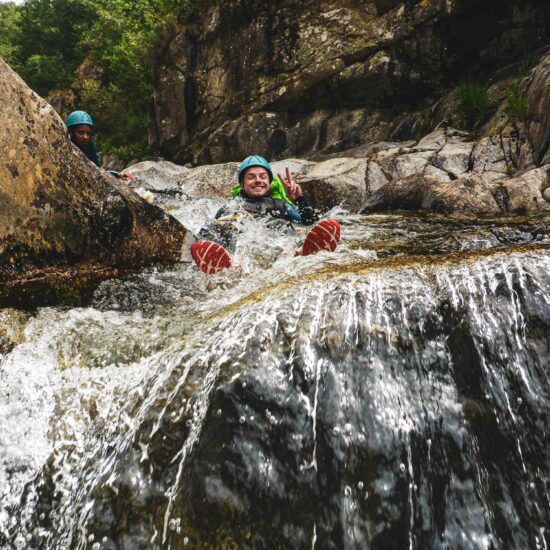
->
1, 211, 549, 549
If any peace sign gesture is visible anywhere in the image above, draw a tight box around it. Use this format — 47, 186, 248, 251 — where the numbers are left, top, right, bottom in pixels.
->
277, 167, 303, 202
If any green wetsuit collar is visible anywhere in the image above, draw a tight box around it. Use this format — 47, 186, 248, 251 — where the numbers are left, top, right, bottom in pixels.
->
231, 177, 296, 207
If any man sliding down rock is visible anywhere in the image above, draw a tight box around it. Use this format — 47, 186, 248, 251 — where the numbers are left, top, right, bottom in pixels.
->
190, 155, 340, 275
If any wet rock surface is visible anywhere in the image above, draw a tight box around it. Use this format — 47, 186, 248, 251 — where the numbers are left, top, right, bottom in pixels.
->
2, 201, 550, 549
7, 242, 550, 549
0, 59, 187, 303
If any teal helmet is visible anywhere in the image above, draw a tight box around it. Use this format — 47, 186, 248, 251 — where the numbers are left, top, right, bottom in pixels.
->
66, 110, 93, 128
238, 155, 273, 182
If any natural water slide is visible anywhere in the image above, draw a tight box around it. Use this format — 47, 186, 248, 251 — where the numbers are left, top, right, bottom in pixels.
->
1, 201, 549, 548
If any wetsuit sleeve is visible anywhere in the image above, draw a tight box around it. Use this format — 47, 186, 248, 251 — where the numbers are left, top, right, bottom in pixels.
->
214, 206, 231, 219
195, 205, 239, 251
283, 202, 303, 224
294, 196, 319, 225
90, 143, 100, 167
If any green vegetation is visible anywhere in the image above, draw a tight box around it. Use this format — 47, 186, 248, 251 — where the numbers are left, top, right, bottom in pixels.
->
0, 0, 204, 161
504, 52, 534, 123
0, 3, 21, 63
455, 81, 494, 130
416, 109, 433, 136
15, 0, 97, 95
506, 82, 528, 122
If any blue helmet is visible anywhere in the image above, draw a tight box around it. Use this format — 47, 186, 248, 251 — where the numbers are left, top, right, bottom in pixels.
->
66, 110, 93, 128
238, 155, 273, 182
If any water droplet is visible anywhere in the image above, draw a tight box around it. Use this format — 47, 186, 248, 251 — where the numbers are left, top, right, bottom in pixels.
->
344, 485, 352, 496
357, 481, 364, 490
239, 416, 246, 424
39, 513, 45, 521
184, 537, 190, 545
344, 423, 353, 435
92, 544, 101, 550
249, 415, 255, 422
365, 491, 369, 499
102, 537, 109, 544
530, 482, 535, 490
333, 426, 340, 435
242, 382, 247, 389
88, 534, 95, 542
216, 409, 222, 417
169, 518, 181, 531
400, 463, 406, 473
186, 419, 193, 428
517, 397, 523, 405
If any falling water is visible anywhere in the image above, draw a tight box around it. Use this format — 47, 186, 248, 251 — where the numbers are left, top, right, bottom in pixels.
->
0, 195, 549, 548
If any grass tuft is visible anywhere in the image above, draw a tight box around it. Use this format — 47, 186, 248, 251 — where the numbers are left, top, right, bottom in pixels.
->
506, 81, 528, 122
455, 82, 493, 130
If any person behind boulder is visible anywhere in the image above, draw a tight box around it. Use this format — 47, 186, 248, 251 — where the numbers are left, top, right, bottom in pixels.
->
66, 110, 135, 182
191, 155, 340, 274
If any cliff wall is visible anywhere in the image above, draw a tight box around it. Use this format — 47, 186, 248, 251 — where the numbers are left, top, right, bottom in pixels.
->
150, 0, 550, 164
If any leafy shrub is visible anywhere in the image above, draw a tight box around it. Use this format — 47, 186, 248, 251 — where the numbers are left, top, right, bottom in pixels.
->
0, 3, 21, 63
20, 54, 71, 96
455, 82, 493, 130
15, 0, 96, 94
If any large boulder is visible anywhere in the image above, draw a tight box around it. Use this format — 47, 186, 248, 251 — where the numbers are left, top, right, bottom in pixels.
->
503, 165, 550, 212
361, 126, 550, 215
0, 59, 187, 302
126, 160, 191, 192
299, 158, 369, 211
525, 52, 550, 166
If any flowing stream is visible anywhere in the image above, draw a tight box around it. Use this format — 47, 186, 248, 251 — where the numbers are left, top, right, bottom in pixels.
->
0, 191, 549, 549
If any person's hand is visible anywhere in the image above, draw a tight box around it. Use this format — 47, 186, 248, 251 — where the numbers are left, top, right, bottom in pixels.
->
119, 172, 136, 182
277, 167, 302, 201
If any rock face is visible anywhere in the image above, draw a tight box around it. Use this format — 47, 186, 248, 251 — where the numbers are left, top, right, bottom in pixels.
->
132, 125, 550, 216
526, 52, 550, 166
150, 0, 550, 164
362, 128, 550, 215
0, 59, 187, 300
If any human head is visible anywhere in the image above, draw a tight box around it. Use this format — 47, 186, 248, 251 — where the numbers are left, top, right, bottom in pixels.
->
66, 111, 94, 148
238, 155, 273, 198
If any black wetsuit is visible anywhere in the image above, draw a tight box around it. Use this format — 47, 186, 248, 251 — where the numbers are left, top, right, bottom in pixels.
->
197, 190, 318, 251
71, 137, 100, 167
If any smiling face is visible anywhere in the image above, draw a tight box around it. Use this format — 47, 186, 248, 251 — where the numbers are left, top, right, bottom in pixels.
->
72, 124, 93, 147
241, 166, 271, 197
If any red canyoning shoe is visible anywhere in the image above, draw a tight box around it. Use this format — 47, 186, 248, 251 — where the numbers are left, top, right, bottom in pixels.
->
300, 218, 341, 256
191, 241, 232, 274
